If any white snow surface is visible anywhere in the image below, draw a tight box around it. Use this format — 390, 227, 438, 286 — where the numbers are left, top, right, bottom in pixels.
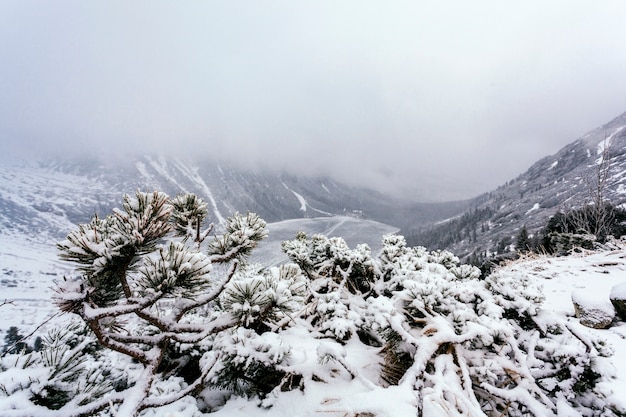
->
3, 229, 626, 415
281, 181, 307, 212
526, 202, 540, 215
598, 124, 626, 156
611, 281, 626, 299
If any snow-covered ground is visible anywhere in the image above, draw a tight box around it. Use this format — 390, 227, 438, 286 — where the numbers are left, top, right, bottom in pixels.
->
1, 227, 626, 416
0, 234, 66, 336
499, 247, 626, 412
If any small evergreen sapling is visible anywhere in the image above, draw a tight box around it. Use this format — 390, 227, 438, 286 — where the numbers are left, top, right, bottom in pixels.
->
2, 327, 31, 355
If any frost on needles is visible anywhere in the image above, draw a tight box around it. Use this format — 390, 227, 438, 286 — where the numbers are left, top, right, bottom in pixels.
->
0, 190, 622, 417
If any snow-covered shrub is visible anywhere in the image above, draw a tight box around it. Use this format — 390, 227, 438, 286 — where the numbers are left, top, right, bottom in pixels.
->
40, 191, 270, 416
208, 328, 293, 398
201, 264, 309, 399
169, 193, 209, 239
282, 232, 621, 416
0, 321, 123, 414
282, 233, 376, 342
219, 264, 307, 332
373, 234, 617, 416
282, 233, 376, 295
549, 232, 596, 256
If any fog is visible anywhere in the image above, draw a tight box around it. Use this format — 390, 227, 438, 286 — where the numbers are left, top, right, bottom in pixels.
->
2, 1, 626, 201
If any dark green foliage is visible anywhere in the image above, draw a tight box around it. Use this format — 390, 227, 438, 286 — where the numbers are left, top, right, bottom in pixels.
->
220, 278, 275, 333
169, 193, 209, 238
157, 343, 203, 385
57, 191, 173, 307
477, 251, 518, 278
496, 235, 513, 254
33, 336, 43, 352
31, 385, 70, 410
380, 328, 413, 386
28, 323, 114, 411
572, 365, 602, 394
207, 212, 268, 261
136, 242, 213, 298
541, 203, 626, 255
2, 326, 31, 354
211, 357, 288, 398
516, 226, 531, 253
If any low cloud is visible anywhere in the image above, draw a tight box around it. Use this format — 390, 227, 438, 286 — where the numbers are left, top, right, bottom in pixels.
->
2, 1, 626, 201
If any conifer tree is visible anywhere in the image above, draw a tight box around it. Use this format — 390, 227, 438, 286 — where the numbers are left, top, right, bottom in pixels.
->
516, 226, 531, 253
2, 326, 30, 354
51, 191, 268, 416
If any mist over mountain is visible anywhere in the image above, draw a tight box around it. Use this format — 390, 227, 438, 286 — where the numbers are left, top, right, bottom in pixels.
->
406, 110, 626, 260
2, 110, 626, 267
0, 155, 470, 245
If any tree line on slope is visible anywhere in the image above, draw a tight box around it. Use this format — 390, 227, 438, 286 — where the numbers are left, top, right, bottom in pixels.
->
405, 201, 626, 276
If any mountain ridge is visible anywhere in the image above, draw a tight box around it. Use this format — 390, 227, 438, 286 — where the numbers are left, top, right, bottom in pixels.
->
3, 110, 626, 261
0, 155, 470, 243
406, 110, 626, 260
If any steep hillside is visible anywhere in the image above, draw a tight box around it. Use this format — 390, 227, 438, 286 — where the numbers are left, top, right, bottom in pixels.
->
406, 111, 626, 260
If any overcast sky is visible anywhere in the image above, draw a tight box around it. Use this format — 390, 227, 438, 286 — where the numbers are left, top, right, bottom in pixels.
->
2, 1, 626, 201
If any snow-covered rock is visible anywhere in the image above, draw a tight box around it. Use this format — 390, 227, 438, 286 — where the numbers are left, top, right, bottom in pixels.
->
610, 281, 626, 321
572, 290, 616, 329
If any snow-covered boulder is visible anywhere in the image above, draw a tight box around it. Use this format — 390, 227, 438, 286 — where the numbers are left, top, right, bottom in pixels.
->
610, 282, 626, 321
572, 290, 616, 329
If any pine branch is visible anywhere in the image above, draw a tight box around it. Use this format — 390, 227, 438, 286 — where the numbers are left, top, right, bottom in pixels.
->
138, 356, 219, 411
82, 315, 149, 364
81, 292, 164, 321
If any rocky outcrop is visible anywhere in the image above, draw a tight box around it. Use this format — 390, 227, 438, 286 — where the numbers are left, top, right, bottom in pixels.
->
572, 290, 616, 329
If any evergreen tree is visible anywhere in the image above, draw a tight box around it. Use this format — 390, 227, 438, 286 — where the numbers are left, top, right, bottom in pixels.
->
51, 191, 269, 416
516, 226, 531, 253
3, 326, 30, 354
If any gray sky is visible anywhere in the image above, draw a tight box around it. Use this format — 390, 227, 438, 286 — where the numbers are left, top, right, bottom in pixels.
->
2, 1, 626, 201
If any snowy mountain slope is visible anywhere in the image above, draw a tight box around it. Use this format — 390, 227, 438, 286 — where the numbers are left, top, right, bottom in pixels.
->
0, 237, 63, 333
408, 110, 626, 259
0, 156, 469, 242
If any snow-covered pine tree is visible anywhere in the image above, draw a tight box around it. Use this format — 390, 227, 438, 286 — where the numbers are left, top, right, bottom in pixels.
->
282, 233, 377, 341
49, 191, 268, 416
